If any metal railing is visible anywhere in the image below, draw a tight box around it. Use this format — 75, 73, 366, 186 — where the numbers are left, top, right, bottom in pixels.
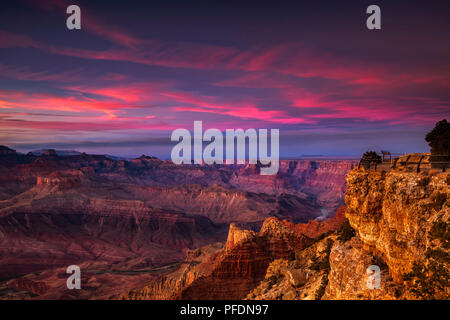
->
358, 153, 450, 173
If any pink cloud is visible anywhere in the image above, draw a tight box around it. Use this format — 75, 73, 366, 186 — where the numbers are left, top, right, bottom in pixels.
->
166, 91, 310, 124
65, 82, 170, 104
0, 89, 142, 116
2, 25, 447, 93
0, 117, 172, 131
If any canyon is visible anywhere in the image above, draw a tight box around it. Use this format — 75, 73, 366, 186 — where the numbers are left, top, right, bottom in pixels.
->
3, 145, 445, 300
0, 146, 356, 299
246, 161, 449, 300
121, 207, 346, 300
123, 157, 448, 300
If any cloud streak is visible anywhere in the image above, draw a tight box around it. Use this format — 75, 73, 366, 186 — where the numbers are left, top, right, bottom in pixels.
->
0, 1, 448, 156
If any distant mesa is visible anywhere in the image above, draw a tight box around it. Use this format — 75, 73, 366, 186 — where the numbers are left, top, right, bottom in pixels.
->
0, 145, 16, 155
137, 154, 159, 160
299, 154, 324, 158
31, 149, 81, 156
43, 149, 57, 156
27, 148, 129, 160
293, 155, 361, 160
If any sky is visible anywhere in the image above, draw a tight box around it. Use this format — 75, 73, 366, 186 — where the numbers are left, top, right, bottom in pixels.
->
0, 0, 449, 159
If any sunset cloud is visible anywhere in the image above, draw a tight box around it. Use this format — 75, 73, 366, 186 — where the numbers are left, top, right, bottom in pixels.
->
0, 1, 448, 157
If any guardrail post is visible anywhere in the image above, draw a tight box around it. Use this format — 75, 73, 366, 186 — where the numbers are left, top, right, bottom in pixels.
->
392, 158, 398, 169
405, 155, 411, 168
417, 155, 424, 173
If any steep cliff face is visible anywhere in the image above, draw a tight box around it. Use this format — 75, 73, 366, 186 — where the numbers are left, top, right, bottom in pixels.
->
246, 236, 335, 300
345, 169, 449, 282
229, 160, 357, 214
248, 161, 448, 300
322, 237, 404, 300
159, 217, 308, 300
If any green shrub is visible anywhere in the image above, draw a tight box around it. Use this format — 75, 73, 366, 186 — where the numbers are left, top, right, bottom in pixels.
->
425, 119, 450, 169
360, 151, 382, 169
425, 119, 450, 155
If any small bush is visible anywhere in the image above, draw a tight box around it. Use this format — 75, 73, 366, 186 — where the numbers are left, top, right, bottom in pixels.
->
359, 151, 382, 169
361, 151, 382, 163
425, 119, 450, 166
417, 177, 430, 187
431, 192, 447, 209
429, 220, 449, 249
337, 219, 356, 243
425, 248, 450, 264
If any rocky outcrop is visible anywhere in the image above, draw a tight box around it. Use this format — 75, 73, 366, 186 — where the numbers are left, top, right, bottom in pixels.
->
345, 168, 449, 282
0, 146, 16, 155
122, 209, 345, 300
178, 213, 347, 300
225, 224, 256, 250
36, 170, 84, 188
246, 235, 336, 300
248, 156, 448, 300
7, 277, 49, 296
322, 237, 405, 300
279, 206, 345, 239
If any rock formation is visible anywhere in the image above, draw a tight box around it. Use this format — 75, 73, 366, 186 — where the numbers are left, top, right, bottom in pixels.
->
247, 156, 449, 300
0, 146, 355, 299
121, 208, 345, 300
345, 168, 448, 282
